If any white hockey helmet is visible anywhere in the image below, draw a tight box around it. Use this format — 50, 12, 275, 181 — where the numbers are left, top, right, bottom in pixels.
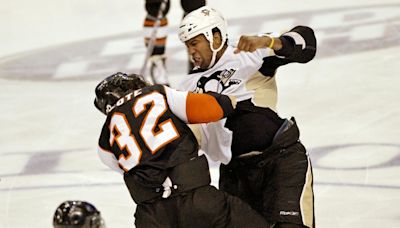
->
179, 6, 228, 68
179, 6, 228, 43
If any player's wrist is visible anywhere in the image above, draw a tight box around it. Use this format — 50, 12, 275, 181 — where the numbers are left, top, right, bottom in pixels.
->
257, 33, 275, 49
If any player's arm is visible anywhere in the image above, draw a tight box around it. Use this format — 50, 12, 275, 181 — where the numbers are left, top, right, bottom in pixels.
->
97, 146, 124, 174
273, 25, 317, 63
164, 86, 236, 124
186, 91, 236, 123
97, 126, 124, 174
235, 26, 316, 63
234, 34, 283, 53
253, 26, 317, 76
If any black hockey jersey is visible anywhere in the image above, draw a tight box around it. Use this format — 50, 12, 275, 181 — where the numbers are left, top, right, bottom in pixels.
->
97, 85, 234, 184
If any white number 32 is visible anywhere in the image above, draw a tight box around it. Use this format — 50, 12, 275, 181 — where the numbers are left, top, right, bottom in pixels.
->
108, 92, 179, 171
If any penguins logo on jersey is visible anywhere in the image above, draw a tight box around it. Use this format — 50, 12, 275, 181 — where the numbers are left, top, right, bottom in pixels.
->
194, 69, 240, 93
201, 9, 210, 16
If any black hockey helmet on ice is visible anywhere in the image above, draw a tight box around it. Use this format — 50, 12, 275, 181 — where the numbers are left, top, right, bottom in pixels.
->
53, 200, 105, 228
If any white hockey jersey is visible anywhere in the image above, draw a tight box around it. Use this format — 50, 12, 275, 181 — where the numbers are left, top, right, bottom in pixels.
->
179, 45, 279, 111
178, 26, 316, 164
178, 45, 279, 164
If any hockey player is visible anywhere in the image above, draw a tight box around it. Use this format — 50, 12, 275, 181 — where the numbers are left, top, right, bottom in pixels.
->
142, 0, 206, 85
53, 200, 105, 228
178, 6, 317, 228
94, 72, 269, 227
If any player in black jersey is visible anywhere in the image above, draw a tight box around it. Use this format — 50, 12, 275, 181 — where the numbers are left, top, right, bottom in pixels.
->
94, 72, 269, 228
178, 6, 317, 228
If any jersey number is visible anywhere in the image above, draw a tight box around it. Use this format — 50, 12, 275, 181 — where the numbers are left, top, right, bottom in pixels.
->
109, 92, 179, 171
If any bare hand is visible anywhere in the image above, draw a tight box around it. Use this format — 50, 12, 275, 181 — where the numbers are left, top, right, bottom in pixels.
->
234, 35, 269, 54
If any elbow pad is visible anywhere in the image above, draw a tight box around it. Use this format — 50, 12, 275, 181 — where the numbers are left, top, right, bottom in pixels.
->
276, 26, 317, 63
205, 91, 235, 118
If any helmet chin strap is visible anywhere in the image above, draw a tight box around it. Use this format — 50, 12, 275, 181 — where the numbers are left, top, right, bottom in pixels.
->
190, 55, 200, 70
207, 39, 224, 69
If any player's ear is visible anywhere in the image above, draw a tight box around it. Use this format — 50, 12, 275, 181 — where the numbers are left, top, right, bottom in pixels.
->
213, 31, 222, 48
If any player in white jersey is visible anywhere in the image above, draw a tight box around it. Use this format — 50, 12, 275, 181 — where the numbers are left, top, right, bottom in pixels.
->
178, 6, 316, 228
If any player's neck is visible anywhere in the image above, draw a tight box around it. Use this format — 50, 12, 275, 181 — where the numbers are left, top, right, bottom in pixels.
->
215, 45, 228, 63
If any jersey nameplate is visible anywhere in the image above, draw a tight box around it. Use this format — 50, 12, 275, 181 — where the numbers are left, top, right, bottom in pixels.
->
106, 89, 143, 113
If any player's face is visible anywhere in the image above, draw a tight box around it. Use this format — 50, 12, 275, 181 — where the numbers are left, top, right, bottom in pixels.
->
185, 34, 214, 69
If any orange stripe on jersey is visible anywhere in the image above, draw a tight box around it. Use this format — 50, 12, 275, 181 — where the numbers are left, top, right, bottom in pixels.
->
143, 18, 168, 27
186, 93, 224, 124
144, 37, 167, 46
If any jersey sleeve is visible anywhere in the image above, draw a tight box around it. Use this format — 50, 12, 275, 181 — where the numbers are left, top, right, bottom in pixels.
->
259, 26, 317, 77
97, 123, 124, 174
98, 146, 124, 174
164, 86, 235, 124
164, 86, 190, 122
275, 25, 317, 63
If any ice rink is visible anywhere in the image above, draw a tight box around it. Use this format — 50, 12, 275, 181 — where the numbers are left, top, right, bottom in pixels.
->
1, 0, 399, 227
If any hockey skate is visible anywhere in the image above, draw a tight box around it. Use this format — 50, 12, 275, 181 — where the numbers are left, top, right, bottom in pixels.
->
149, 55, 169, 86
